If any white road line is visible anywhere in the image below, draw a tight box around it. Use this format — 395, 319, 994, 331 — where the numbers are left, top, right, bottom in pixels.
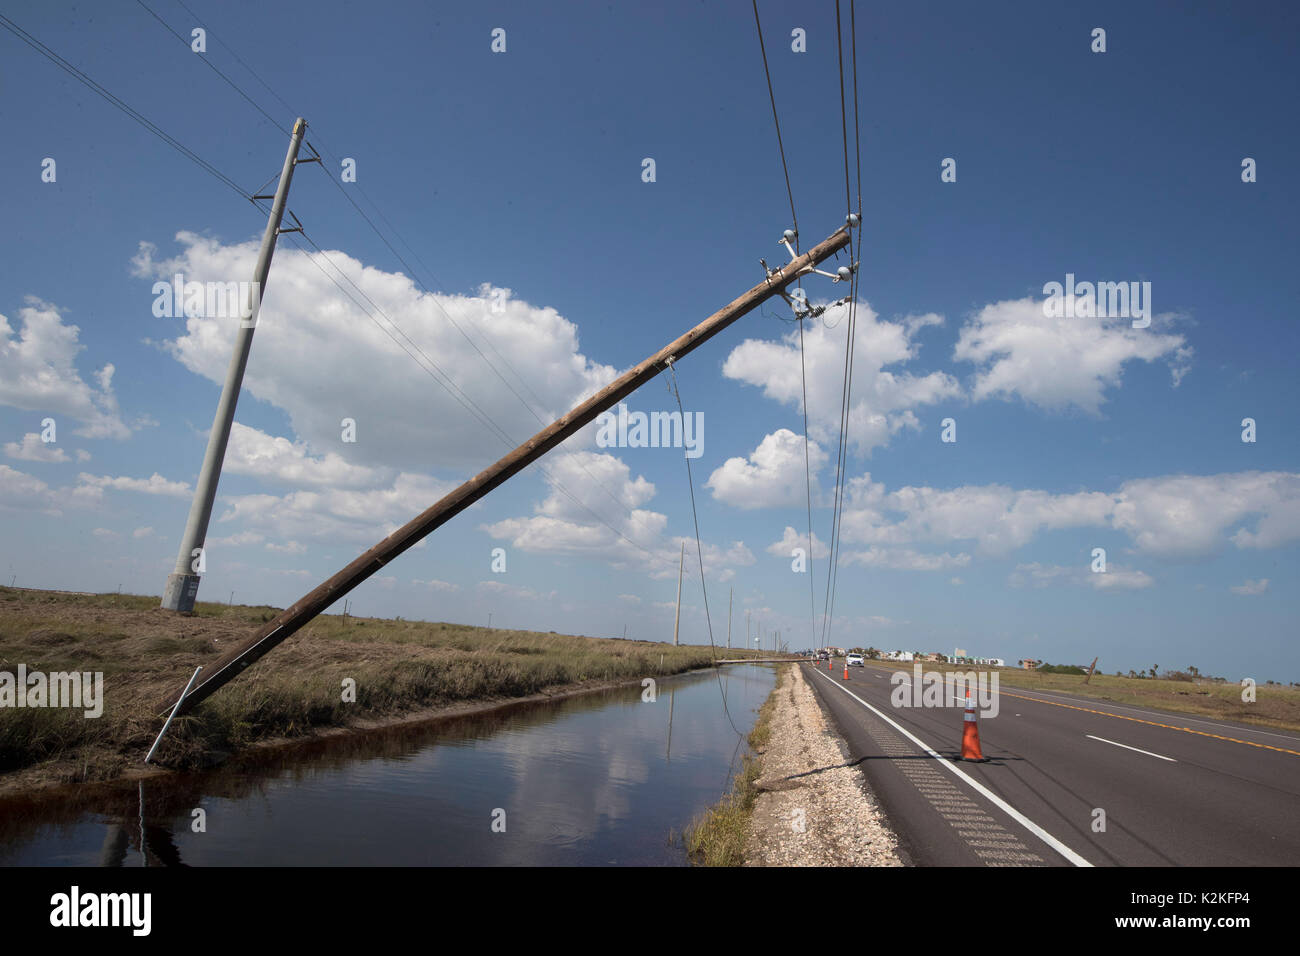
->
1005, 687, 1300, 744
809, 665, 1093, 868
1085, 734, 1177, 762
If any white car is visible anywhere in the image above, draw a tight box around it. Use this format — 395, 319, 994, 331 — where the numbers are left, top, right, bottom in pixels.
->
846, 653, 865, 667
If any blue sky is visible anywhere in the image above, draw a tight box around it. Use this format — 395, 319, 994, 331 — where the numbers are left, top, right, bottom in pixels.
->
2, 0, 1297, 682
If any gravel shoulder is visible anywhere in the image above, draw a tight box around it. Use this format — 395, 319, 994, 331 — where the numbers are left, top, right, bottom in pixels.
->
744, 663, 902, 866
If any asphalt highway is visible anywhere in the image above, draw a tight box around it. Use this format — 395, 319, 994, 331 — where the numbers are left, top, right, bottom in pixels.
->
801, 661, 1300, 866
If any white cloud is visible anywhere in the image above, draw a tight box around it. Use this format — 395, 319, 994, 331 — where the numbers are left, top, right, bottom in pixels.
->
840, 546, 971, 571
953, 296, 1189, 414
1112, 471, 1300, 557
840, 474, 1113, 556
91, 527, 118, 539
133, 526, 156, 539
0, 464, 100, 514
1008, 562, 1154, 590
834, 470, 1300, 562
207, 530, 265, 547
265, 540, 307, 554
225, 422, 385, 488
134, 234, 618, 473
217, 471, 458, 544
706, 429, 826, 509
0, 298, 131, 439
4, 433, 68, 463
1091, 567, 1156, 590
1230, 578, 1269, 596
477, 580, 556, 601
721, 301, 960, 455
482, 451, 731, 578
765, 525, 830, 559
412, 578, 460, 593
77, 472, 191, 498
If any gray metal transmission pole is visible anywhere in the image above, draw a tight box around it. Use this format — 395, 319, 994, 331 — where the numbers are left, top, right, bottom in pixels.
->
161, 118, 308, 612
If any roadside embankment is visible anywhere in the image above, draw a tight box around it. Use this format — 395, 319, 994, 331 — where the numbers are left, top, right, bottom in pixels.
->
686, 663, 902, 866
0, 586, 783, 796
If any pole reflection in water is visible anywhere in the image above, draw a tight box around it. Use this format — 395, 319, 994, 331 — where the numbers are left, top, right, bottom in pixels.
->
0, 665, 776, 867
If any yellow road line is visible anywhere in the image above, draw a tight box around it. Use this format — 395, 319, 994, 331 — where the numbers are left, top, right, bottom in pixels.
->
999, 689, 1300, 757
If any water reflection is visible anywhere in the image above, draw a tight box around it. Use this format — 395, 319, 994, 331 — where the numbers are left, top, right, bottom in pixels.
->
0, 664, 774, 866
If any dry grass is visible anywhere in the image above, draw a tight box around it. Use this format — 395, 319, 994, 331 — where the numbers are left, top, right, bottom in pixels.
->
684, 664, 785, 866
0, 586, 780, 794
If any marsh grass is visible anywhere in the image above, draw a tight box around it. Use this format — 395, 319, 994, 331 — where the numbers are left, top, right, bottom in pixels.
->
684, 665, 784, 866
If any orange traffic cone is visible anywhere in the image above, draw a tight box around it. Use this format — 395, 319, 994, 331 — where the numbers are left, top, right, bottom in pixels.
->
843, 662, 850, 680
828, 657, 833, 673
961, 689, 987, 761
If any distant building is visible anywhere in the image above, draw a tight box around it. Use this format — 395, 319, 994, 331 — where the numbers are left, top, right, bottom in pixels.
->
1018, 658, 1042, 670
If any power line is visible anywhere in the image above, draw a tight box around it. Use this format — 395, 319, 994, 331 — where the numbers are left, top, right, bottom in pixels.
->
753, 0, 818, 649
172, 0, 300, 120
668, 364, 745, 739
821, 0, 863, 647
290, 132, 670, 553
274, 228, 687, 578
126, 0, 690, 580
798, 316, 818, 649
0, 13, 255, 205
751, 0, 799, 250
135, 0, 290, 135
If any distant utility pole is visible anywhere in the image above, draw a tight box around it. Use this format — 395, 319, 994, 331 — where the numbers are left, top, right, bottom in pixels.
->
161, 118, 309, 612
672, 541, 684, 646
726, 587, 732, 649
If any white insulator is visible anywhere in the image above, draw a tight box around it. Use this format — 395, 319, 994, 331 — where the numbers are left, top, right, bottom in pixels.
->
836, 266, 852, 281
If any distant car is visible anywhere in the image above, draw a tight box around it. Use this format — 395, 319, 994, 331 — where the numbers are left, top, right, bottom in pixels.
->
846, 653, 865, 667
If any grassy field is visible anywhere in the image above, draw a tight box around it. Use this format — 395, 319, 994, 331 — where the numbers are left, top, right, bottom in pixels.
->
0, 586, 780, 795
864, 659, 1300, 733
683, 664, 783, 866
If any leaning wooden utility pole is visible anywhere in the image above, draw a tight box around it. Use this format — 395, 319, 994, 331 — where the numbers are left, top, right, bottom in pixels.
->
672, 541, 684, 647
161, 118, 309, 612
158, 227, 851, 716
